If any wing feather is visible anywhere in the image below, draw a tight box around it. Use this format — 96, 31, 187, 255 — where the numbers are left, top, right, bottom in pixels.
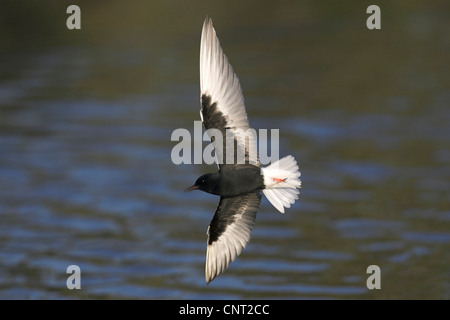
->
205, 191, 261, 284
200, 17, 259, 168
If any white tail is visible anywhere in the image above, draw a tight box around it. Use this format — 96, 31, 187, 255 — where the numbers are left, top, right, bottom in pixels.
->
261, 155, 301, 213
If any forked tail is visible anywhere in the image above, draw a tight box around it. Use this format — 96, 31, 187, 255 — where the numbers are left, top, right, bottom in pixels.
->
261, 155, 301, 213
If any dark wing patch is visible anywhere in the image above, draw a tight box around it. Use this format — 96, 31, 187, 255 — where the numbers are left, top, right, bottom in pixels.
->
201, 94, 228, 132
201, 94, 257, 168
200, 17, 259, 168
205, 191, 261, 283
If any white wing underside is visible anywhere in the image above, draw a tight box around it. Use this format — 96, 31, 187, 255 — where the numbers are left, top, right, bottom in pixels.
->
205, 192, 260, 284
200, 17, 259, 167
205, 213, 252, 284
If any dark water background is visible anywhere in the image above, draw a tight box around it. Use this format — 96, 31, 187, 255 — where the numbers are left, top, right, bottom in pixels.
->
0, 1, 449, 299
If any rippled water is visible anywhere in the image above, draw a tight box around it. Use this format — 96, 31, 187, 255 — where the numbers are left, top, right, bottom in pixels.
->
1, 2, 449, 299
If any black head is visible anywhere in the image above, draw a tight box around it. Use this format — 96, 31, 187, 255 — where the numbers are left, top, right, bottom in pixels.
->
185, 173, 220, 195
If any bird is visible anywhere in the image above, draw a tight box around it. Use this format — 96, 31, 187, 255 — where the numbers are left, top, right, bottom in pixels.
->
185, 17, 302, 284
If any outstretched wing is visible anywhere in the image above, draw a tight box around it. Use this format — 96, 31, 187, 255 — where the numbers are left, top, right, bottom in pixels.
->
200, 17, 259, 169
205, 191, 261, 284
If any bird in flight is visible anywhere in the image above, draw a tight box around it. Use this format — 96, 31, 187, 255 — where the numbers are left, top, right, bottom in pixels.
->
185, 17, 302, 284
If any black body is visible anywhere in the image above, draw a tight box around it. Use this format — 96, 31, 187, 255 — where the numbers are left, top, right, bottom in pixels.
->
191, 164, 264, 197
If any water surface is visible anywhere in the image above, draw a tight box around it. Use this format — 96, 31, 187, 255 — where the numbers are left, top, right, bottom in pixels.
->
0, 1, 449, 299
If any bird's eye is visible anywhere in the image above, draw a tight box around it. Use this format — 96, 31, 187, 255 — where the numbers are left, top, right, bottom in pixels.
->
201, 179, 205, 183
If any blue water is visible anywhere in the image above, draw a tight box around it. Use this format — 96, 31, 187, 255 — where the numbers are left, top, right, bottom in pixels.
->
0, 2, 449, 299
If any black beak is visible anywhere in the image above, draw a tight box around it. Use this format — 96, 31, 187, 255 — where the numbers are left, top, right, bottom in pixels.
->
184, 185, 199, 193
